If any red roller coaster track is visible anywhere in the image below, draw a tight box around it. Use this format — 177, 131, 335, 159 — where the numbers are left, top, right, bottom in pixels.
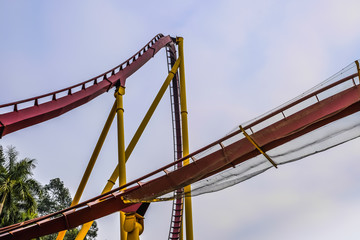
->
0, 34, 174, 138
0, 34, 359, 239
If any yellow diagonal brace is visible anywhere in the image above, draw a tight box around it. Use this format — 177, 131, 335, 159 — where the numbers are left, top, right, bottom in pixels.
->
355, 60, 360, 80
56, 102, 117, 240
74, 58, 182, 240
239, 125, 278, 168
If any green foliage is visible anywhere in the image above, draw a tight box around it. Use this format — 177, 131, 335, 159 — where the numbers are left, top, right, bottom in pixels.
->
37, 178, 72, 215
0, 145, 41, 227
0, 146, 5, 166
37, 178, 98, 240
0, 145, 98, 239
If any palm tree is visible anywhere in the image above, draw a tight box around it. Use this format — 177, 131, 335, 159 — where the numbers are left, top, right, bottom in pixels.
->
0, 145, 41, 227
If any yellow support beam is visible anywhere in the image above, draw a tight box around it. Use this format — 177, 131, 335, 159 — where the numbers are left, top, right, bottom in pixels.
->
177, 36, 194, 240
355, 60, 360, 80
124, 213, 144, 240
239, 125, 277, 168
115, 86, 127, 240
124, 57, 181, 161
75, 59, 181, 239
56, 102, 117, 240
75, 168, 119, 240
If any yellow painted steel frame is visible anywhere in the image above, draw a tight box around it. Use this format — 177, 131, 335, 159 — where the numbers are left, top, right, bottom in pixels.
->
355, 60, 360, 79
116, 86, 127, 240
56, 102, 117, 240
239, 125, 278, 168
73, 58, 181, 239
124, 213, 144, 240
177, 37, 194, 240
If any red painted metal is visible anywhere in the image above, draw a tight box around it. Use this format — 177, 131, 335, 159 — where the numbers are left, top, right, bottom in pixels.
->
0, 189, 138, 240
245, 73, 358, 129
0, 34, 175, 138
122, 85, 360, 202
1, 32, 359, 239
166, 42, 184, 240
168, 190, 183, 239
1, 74, 359, 239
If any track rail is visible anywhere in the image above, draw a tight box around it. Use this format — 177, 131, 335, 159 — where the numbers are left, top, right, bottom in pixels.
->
0, 34, 175, 138
1, 70, 359, 239
123, 87, 360, 202
166, 44, 184, 240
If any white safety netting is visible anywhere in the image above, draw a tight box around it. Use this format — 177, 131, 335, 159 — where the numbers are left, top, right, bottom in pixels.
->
187, 111, 360, 198
140, 61, 360, 202
242, 61, 359, 131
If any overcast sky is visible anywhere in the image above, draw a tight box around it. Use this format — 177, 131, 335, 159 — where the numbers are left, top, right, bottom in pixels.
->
1, 1, 360, 239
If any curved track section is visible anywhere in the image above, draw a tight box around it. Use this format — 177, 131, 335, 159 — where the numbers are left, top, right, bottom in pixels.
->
0, 34, 175, 138
1, 69, 360, 239
166, 44, 184, 240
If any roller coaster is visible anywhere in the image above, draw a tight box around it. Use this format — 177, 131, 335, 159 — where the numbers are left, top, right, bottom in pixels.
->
0, 34, 360, 240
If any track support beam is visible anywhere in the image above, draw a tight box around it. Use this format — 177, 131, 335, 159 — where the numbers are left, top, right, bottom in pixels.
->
240, 125, 278, 168
177, 36, 194, 240
74, 58, 181, 240
124, 213, 144, 240
56, 102, 117, 240
115, 86, 127, 240
355, 60, 360, 80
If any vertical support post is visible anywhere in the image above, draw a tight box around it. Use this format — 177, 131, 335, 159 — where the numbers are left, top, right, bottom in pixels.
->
124, 213, 144, 240
75, 169, 119, 240
115, 86, 127, 240
75, 62, 181, 239
177, 36, 194, 240
57, 102, 117, 240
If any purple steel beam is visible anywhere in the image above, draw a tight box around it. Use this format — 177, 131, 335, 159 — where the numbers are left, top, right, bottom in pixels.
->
167, 41, 184, 240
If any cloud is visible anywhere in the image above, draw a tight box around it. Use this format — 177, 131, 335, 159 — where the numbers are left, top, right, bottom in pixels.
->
2, 0, 360, 239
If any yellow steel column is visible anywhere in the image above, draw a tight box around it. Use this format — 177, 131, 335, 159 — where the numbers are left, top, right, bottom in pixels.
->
56, 102, 117, 240
177, 36, 194, 240
116, 86, 127, 240
75, 168, 119, 240
124, 213, 144, 240
75, 60, 181, 240
180, 224, 184, 240
123, 58, 181, 163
